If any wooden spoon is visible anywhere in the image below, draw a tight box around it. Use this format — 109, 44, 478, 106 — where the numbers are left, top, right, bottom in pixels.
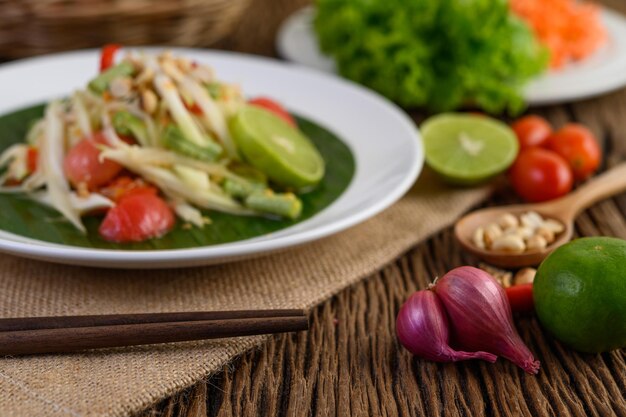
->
455, 162, 626, 268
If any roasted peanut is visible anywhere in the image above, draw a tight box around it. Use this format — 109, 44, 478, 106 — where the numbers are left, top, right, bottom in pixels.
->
520, 211, 543, 230
514, 267, 537, 285
471, 211, 564, 254
535, 226, 555, 243
543, 219, 565, 234
141, 89, 158, 114
484, 223, 503, 248
135, 67, 155, 85
491, 235, 525, 253
526, 235, 548, 251
497, 213, 519, 229
472, 227, 486, 249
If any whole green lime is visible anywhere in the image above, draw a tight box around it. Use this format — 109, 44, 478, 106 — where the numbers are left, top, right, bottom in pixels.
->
534, 237, 626, 353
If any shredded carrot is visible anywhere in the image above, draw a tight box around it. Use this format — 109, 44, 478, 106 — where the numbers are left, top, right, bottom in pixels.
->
510, 0, 607, 69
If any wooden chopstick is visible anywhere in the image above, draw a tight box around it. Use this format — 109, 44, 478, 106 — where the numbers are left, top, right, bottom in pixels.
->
0, 311, 308, 356
0, 309, 306, 332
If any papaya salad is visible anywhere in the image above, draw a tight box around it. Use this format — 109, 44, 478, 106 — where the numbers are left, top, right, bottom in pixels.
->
0, 46, 325, 243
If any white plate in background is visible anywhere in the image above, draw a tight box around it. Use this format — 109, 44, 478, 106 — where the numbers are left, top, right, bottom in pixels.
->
277, 6, 626, 106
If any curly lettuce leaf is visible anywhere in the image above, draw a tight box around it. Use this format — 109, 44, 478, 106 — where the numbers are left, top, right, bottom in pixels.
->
315, 0, 548, 114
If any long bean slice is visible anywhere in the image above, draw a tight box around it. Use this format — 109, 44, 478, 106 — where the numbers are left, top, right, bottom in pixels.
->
245, 191, 302, 220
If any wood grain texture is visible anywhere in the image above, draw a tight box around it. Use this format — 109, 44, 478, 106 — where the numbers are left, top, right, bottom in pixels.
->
138, 0, 626, 415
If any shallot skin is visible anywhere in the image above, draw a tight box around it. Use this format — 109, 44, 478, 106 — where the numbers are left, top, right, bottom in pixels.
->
396, 290, 497, 363
434, 266, 541, 374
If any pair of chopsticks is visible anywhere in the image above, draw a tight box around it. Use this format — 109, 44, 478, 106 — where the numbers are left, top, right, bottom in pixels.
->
0, 309, 308, 356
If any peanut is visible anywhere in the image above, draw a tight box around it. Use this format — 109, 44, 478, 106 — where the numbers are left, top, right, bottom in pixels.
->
491, 234, 525, 253
472, 227, 486, 249
497, 213, 519, 229
514, 267, 537, 285
141, 89, 158, 114
484, 223, 503, 248
543, 219, 565, 234
526, 235, 548, 251
471, 211, 564, 254
520, 211, 543, 230
536, 226, 555, 244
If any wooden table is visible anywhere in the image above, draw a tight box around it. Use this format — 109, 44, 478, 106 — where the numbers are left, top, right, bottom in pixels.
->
140, 0, 626, 415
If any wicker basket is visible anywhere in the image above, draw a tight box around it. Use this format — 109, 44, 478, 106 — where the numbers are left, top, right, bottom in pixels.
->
0, 0, 251, 59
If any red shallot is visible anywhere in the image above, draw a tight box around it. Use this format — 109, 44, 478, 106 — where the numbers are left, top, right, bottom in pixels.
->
433, 266, 541, 374
396, 290, 497, 363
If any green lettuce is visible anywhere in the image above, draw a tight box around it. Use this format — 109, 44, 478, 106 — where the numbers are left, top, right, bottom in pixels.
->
315, 0, 548, 114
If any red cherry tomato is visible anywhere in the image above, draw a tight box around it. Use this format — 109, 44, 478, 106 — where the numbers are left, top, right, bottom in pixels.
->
248, 97, 296, 127
506, 284, 534, 314
546, 124, 601, 180
99, 44, 122, 72
509, 148, 573, 202
99, 193, 175, 243
26, 146, 38, 173
63, 132, 123, 190
99, 176, 158, 202
511, 115, 553, 149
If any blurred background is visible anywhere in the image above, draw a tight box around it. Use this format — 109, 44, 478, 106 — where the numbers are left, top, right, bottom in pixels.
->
0, 0, 310, 60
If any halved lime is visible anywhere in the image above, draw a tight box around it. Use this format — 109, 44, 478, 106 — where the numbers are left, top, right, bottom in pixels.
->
421, 113, 519, 185
229, 105, 325, 190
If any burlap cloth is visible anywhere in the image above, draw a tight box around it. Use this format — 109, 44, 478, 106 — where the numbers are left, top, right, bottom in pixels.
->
0, 168, 490, 417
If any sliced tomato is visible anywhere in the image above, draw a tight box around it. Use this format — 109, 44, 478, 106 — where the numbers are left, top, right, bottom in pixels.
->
63, 132, 123, 190
26, 147, 38, 173
506, 284, 534, 313
99, 193, 175, 243
100, 44, 122, 72
248, 97, 296, 127
99, 176, 157, 202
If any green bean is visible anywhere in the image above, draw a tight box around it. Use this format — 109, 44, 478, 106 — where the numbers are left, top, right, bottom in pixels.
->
88, 62, 135, 95
245, 191, 302, 220
161, 124, 221, 162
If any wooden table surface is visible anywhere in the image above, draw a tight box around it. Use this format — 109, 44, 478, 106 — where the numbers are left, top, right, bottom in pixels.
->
140, 0, 626, 415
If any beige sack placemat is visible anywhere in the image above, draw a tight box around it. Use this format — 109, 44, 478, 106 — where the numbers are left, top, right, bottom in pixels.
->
0, 168, 491, 417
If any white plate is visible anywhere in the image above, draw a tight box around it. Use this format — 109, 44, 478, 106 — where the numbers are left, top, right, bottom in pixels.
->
277, 6, 626, 106
0, 48, 423, 268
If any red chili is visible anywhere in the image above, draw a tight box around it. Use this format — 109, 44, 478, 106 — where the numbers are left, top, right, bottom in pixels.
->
99, 44, 122, 72
26, 147, 38, 173
506, 284, 534, 313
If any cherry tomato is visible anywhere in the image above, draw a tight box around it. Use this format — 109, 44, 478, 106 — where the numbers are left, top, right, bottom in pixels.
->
506, 284, 534, 314
546, 124, 601, 180
509, 148, 573, 202
99, 193, 175, 243
26, 147, 38, 173
248, 97, 296, 127
63, 132, 123, 190
511, 115, 553, 149
99, 44, 122, 72
99, 176, 158, 202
